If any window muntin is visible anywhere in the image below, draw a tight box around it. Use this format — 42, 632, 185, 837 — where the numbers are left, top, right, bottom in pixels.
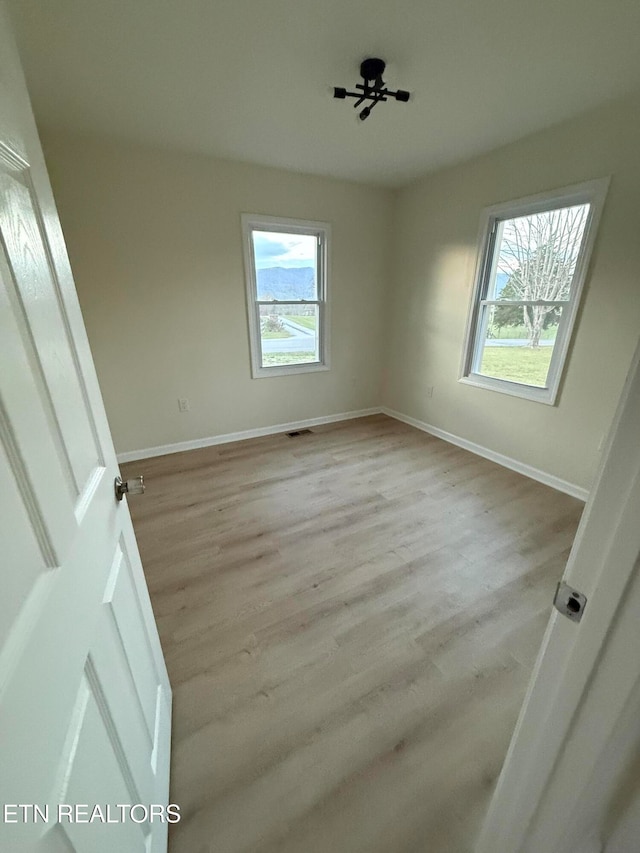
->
242, 216, 329, 377
462, 181, 608, 404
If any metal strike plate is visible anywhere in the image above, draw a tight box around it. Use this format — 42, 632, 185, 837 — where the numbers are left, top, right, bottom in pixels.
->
554, 581, 587, 623
115, 475, 145, 502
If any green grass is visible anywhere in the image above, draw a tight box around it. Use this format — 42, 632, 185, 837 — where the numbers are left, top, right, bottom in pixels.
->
284, 315, 316, 330
262, 351, 317, 366
480, 345, 553, 387
261, 329, 293, 339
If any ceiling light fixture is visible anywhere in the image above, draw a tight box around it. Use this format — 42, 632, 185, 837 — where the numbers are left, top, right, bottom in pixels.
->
333, 58, 410, 122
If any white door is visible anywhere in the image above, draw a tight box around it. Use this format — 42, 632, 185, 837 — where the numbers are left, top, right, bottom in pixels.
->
476, 333, 640, 852
0, 7, 172, 853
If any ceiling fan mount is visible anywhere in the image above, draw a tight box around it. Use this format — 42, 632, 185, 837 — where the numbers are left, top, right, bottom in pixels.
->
359, 57, 386, 84
333, 57, 411, 122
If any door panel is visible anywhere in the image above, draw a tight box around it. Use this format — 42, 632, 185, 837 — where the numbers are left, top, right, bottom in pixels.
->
0, 224, 76, 564
0, 166, 103, 495
104, 542, 166, 741
0, 5, 172, 851
53, 671, 149, 853
0, 437, 51, 686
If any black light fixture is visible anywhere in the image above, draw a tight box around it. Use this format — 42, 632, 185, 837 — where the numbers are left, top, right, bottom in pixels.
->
334, 57, 410, 122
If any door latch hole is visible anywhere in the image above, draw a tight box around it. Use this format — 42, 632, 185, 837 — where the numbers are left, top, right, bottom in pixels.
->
554, 581, 587, 623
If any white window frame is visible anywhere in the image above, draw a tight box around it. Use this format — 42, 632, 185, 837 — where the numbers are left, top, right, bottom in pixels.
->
459, 178, 609, 405
241, 213, 330, 378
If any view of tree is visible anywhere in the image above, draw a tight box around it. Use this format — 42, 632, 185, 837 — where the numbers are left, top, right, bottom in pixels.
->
495, 205, 588, 347
491, 280, 561, 337
261, 313, 286, 333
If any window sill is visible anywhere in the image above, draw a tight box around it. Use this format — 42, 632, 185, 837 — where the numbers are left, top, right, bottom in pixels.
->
251, 361, 330, 379
459, 373, 557, 405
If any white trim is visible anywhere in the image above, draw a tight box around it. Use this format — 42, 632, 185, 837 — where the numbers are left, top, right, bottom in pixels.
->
381, 406, 588, 501
240, 213, 331, 379
116, 408, 382, 463
459, 177, 610, 406
120, 405, 590, 500
459, 374, 556, 404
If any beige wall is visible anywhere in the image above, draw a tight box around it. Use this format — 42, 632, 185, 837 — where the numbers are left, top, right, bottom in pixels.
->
41, 130, 393, 454
384, 92, 640, 491
41, 92, 640, 490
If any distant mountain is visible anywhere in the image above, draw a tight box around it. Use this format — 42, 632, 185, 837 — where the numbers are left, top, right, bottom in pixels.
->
256, 266, 315, 300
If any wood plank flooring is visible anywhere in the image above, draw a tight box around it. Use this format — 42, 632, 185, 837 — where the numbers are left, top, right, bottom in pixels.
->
122, 414, 583, 853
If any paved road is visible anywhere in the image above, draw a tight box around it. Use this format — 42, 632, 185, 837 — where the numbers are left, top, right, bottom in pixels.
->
261, 318, 317, 354
262, 336, 316, 353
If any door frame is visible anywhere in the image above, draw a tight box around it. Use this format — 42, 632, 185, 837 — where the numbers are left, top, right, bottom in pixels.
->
476, 334, 640, 852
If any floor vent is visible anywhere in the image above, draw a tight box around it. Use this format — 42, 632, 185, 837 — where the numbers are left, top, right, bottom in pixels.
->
286, 429, 313, 438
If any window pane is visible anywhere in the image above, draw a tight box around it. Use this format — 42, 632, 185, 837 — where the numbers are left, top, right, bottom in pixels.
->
252, 230, 318, 301
477, 304, 563, 387
487, 204, 590, 302
259, 303, 319, 367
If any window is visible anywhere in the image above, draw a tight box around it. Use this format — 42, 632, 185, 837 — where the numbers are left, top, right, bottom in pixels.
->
461, 179, 608, 404
241, 214, 330, 378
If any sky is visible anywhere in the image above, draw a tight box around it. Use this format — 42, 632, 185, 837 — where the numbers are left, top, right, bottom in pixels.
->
252, 230, 316, 270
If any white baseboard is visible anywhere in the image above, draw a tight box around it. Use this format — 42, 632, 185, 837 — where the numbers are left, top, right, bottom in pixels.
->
116, 407, 383, 463
118, 404, 589, 501
381, 406, 588, 502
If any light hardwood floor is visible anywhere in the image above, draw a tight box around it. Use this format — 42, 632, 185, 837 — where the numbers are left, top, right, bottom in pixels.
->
122, 414, 583, 853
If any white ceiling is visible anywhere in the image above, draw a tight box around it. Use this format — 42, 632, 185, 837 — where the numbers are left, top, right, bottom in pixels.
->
8, 0, 640, 187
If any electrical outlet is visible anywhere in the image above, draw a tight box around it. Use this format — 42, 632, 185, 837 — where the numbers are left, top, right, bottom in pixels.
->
426, 386, 434, 398
178, 398, 190, 413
